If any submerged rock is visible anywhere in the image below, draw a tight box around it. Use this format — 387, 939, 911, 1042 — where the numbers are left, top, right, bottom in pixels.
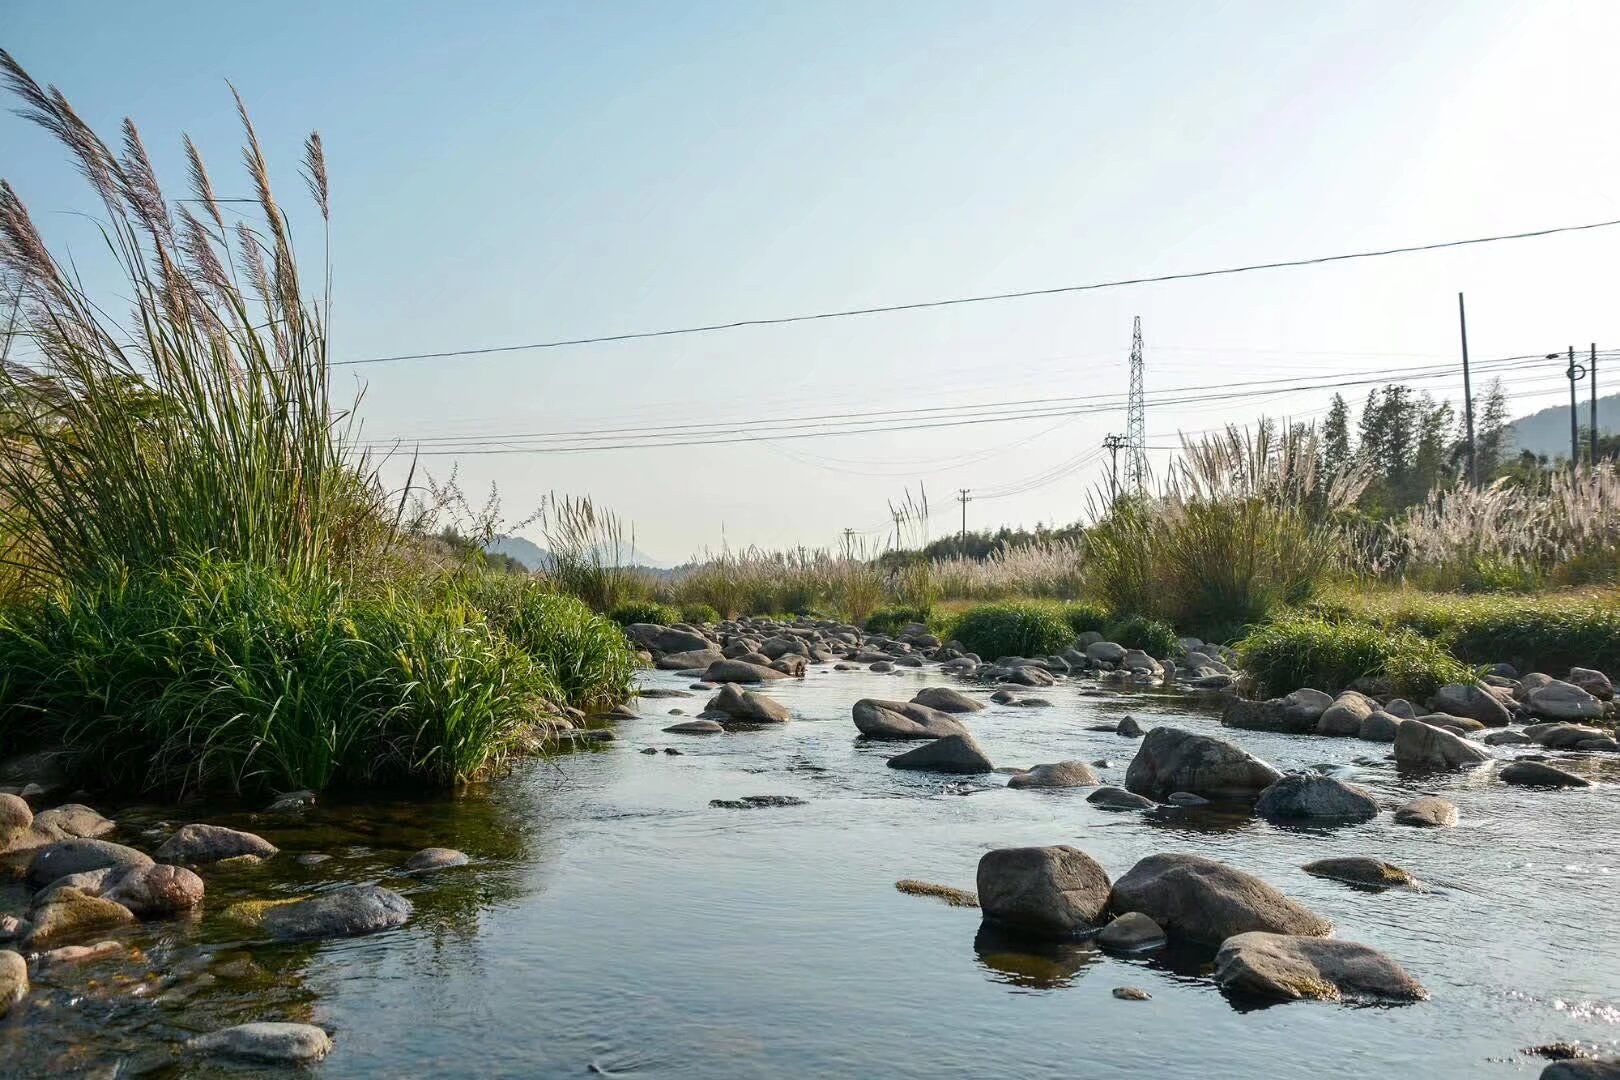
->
1096, 911, 1166, 952
852, 699, 968, 740
252, 884, 412, 941
1007, 761, 1100, 789
664, 719, 724, 734
1108, 852, 1332, 945
910, 687, 984, 714
1302, 857, 1416, 889
894, 879, 979, 907
187, 1023, 333, 1066
1124, 727, 1282, 801
886, 734, 993, 774
0, 950, 26, 1017
708, 795, 807, 809
24, 887, 135, 946
1214, 932, 1427, 1003
264, 790, 316, 814
403, 847, 470, 873
977, 845, 1112, 940
1499, 761, 1591, 788
1255, 773, 1379, 821
1087, 786, 1156, 811
1112, 986, 1152, 1001
156, 824, 278, 865
1394, 796, 1458, 828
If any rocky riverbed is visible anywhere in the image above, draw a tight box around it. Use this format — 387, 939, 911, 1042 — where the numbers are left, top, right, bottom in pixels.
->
2, 617, 1618, 1077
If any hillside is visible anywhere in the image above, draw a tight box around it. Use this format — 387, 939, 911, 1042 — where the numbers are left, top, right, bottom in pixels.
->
483, 535, 672, 576
1507, 392, 1620, 459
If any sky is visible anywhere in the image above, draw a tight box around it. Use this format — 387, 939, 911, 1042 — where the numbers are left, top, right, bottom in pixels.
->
6, 1, 1620, 562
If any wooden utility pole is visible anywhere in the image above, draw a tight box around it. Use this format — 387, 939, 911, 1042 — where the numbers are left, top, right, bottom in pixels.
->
1459, 293, 1476, 483
1591, 343, 1599, 465
956, 489, 972, 542
1103, 434, 1127, 502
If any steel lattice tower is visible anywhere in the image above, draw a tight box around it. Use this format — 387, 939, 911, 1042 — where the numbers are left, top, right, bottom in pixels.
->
1124, 316, 1146, 496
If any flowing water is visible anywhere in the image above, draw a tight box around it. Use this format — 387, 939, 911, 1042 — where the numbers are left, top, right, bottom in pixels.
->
3, 664, 1619, 1077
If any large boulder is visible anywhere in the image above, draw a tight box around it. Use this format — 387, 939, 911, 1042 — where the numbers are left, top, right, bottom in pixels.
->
703, 684, 790, 725
0, 950, 25, 1017
886, 734, 993, 774
187, 1023, 334, 1066
1430, 683, 1513, 727
702, 659, 787, 684
852, 699, 968, 740
1499, 760, 1591, 788
1317, 692, 1376, 737
1214, 932, 1427, 1002
1357, 711, 1402, 742
1527, 680, 1604, 721
1107, 853, 1332, 945
976, 846, 1112, 940
1567, 667, 1614, 701
23, 887, 135, 946
625, 624, 711, 655
1086, 641, 1127, 664
910, 687, 984, 714
1007, 761, 1100, 789
1525, 722, 1617, 750
1540, 1062, 1620, 1079
1221, 697, 1316, 735
156, 824, 277, 865
102, 863, 205, 917
0, 794, 31, 852
655, 648, 725, 671
27, 839, 152, 890
1124, 727, 1282, 801
1254, 773, 1379, 821
1393, 719, 1491, 769
8, 804, 116, 851
254, 885, 411, 941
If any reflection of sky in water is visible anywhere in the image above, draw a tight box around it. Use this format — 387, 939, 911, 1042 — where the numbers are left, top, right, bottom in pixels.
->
4, 663, 1619, 1076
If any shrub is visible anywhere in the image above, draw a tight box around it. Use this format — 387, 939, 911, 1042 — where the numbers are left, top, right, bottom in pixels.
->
1058, 601, 1112, 637
0, 559, 554, 796
1236, 611, 1475, 699
678, 603, 721, 625
609, 600, 680, 627
950, 602, 1075, 659
1103, 613, 1179, 656
864, 605, 932, 636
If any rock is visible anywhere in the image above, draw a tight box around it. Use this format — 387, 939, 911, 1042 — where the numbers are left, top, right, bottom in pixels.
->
1120, 649, 1160, 673
625, 624, 712, 655
1112, 986, 1152, 1001
910, 687, 984, 713
1540, 1062, 1620, 1079
0, 950, 25, 1017
23, 887, 135, 945
894, 879, 979, 907
1394, 796, 1458, 827
1526, 722, 1615, 749
36, 940, 123, 966
1254, 773, 1379, 821
0, 916, 24, 942
187, 1023, 334, 1066
1527, 680, 1604, 721
1484, 729, 1533, 746
702, 659, 787, 683
999, 665, 1055, 687
255, 884, 412, 941
657, 647, 726, 671
1116, 716, 1143, 737
1124, 727, 1282, 801
869, 660, 894, 673
1214, 932, 1426, 1002
1087, 786, 1157, 811
26, 839, 152, 890
403, 847, 470, 872
1430, 683, 1513, 727
10, 804, 116, 850
887, 734, 993, 774
1086, 641, 1127, 664
708, 795, 807, 809
1414, 711, 1486, 733
1096, 911, 1166, 952
1007, 761, 1100, 789
1108, 853, 1332, 945
664, 719, 724, 734
1357, 711, 1402, 742
0, 793, 31, 851
102, 863, 205, 917
1302, 857, 1416, 889
156, 824, 278, 865
1567, 667, 1614, 701
852, 699, 969, 740
704, 683, 790, 725
1500, 761, 1591, 788
1317, 692, 1376, 737
295, 854, 331, 867
1283, 688, 1334, 721
265, 790, 315, 814
977, 845, 1112, 939
769, 655, 808, 677
1393, 719, 1492, 769
1167, 791, 1210, 806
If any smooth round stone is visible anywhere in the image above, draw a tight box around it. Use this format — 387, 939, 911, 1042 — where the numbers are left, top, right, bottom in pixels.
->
187, 1023, 333, 1065
403, 847, 470, 873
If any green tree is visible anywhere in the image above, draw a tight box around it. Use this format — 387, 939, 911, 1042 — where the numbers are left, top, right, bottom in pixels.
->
1321, 393, 1352, 476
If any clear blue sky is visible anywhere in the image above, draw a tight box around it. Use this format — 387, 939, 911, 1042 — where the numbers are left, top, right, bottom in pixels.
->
7, 1, 1619, 560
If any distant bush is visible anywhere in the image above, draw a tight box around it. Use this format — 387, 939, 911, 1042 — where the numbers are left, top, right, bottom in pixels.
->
864, 605, 932, 637
1103, 613, 1179, 656
608, 600, 681, 627
1236, 611, 1474, 699
950, 602, 1075, 659
1058, 601, 1112, 637
678, 603, 721, 625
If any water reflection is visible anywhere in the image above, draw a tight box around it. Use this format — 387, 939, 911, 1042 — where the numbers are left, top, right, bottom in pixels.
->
973, 923, 1101, 990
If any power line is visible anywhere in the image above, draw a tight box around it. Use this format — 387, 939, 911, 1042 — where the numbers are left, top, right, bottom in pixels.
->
333, 215, 1620, 368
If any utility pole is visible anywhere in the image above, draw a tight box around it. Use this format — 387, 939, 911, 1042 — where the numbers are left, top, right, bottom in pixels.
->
1566, 345, 1586, 467
956, 488, 972, 543
842, 527, 855, 554
1458, 293, 1476, 484
1103, 434, 1127, 502
1591, 343, 1599, 465
1125, 316, 1146, 496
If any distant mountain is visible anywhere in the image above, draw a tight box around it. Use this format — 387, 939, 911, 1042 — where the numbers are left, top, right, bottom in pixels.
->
482, 535, 670, 574
1506, 392, 1620, 460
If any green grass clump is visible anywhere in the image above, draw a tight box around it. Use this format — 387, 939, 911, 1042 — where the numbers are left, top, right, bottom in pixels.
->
864, 605, 932, 636
1236, 611, 1475, 699
1057, 601, 1112, 638
949, 602, 1075, 659
678, 603, 721, 625
608, 600, 681, 627
1103, 613, 1179, 656
0, 559, 556, 796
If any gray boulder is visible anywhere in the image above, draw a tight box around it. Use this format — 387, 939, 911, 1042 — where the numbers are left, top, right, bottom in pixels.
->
1124, 727, 1282, 801
1430, 683, 1513, 727
1483, 729, 1533, 746
852, 699, 969, 740
910, 687, 984, 714
1393, 720, 1491, 769
1357, 711, 1402, 742
704, 684, 790, 724
257, 884, 411, 941
1499, 760, 1591, 788
977, 845, 1112, 939
156, 824, 277, 865
1214, 932, 1427, 1002
1568, 667, 1614, 701
27, 839, 152, 890
1302, 857, 1416, 889
1116, 715, 1143, 737
1096, 911, 1166, 952
1527, 680, 1604, 721
626, 624, 711, 655
1222, 697, 1313, 735
1393, 796, 1457, 827
187, 1023, 333, 1066
1540, 1061, 1620, 1079
664, 718, 724, 734
656, 648, 726, 671
1086, 641, 1127, 664
1317, 692, 1376, 737
1282, 688, 1334, 721
102, 863, 205, 917
1525, 722, 1616, 749
1255, 773, 1379, 821
1007, 761, 1100, 789
1108, 852, 1332, 945
1086, 786, 1156, 811
403, 847, 470, 872
702, 659, 787, 683
886, 734, 993, 774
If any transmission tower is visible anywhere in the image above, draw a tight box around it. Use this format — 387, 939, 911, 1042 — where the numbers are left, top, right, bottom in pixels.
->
1124, 315, 1146, 496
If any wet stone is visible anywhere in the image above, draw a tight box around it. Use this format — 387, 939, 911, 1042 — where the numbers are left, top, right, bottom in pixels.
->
156, 824, 278, 865
403, 847, 470, 873
254, 884, 412, 941
709, 795, 807, 809
187, 1023, 333, 1066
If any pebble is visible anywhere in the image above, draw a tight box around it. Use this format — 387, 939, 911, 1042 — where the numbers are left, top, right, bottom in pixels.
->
1112, 986, 1152, 1000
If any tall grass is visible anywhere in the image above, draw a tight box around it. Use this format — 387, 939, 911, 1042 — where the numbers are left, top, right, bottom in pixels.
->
929, 540, 1087, 600
538, 493, 649, 611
